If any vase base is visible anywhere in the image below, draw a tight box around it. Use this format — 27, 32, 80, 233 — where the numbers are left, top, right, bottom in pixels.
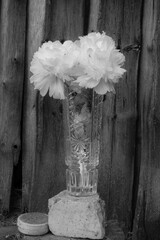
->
48, 190, 105, 239
67, 186, 97, 197
66, 168, 98, 196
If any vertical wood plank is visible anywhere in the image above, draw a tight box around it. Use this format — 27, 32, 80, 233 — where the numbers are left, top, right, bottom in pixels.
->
0, 0, 27, 213
109, 0, 142, 233
22, 0, 48, 212
133, 1, 160, 239
88, 0, 100, 32
89, 0, 142, 234
22, 0, 86, 212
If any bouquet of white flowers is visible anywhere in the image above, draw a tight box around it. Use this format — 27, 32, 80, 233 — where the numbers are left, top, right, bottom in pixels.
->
30, 32, 126, 99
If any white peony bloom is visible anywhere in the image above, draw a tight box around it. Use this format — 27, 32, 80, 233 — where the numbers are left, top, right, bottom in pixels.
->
74, 32, 126, 94
30, 33, 126, 99
30, 40, 80, 99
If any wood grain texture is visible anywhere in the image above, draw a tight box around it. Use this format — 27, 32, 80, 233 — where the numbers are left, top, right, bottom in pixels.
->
22, 0, 86, 212
88, 0, 101, 32
132, 1, 160, 239
22, 0, 48, 212
0, 0, 27, 213
91, 0, 143, 233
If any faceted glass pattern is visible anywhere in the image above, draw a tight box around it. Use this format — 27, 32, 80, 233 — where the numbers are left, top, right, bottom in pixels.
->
63, 83, 103, 196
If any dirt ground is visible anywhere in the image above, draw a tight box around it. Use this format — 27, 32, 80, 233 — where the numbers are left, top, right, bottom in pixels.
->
0, 212, 21, 240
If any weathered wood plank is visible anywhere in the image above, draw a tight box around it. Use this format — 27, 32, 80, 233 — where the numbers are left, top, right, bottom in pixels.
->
0, 0, 27, 213
132, 1, 160, 239
92, 0, 142, 234
22, 0, 86, 212
22, 0, 48, 212
88, 0, 101, 32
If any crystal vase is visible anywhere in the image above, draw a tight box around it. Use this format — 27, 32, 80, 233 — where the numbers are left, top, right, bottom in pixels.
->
63, 83, 103, 196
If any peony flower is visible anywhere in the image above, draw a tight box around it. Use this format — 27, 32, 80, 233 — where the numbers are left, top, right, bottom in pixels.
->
30, 33, 126, 99
30, 40, 80, 99
74, 32, 126, 94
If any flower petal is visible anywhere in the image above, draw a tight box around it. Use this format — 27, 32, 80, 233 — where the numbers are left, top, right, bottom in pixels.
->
48, 77, 65, 99
94, 79, 115, 94
74, 75, 99, 88
31, 75, 51, 96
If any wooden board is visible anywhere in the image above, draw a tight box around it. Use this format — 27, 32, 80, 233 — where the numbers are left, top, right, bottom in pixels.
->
92, 0, 143, 233
0, 0, 27, 213
22, 0, 49, 212
132, 1, 160, 239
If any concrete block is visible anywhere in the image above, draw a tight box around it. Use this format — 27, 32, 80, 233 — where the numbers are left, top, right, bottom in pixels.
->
48, 190, 105, 239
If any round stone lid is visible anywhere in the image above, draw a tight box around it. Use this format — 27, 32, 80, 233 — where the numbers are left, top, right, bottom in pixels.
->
17, 212, 48, 235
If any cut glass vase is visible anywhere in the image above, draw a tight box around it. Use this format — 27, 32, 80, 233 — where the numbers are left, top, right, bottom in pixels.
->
63, 83, 103, 196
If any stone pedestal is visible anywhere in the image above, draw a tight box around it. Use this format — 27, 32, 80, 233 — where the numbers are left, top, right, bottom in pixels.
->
48, 190, 105, 239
